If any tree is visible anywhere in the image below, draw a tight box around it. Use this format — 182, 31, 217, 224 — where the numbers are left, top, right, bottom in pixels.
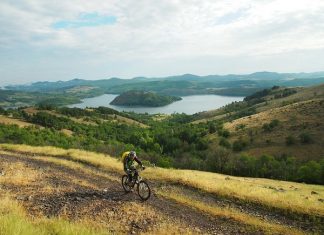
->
205, 147, 231, 172
297, 161, 321, 183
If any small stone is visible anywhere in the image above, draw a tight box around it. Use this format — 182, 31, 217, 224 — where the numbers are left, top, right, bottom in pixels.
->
74, 197, 82, 201
16, 195, 27, 201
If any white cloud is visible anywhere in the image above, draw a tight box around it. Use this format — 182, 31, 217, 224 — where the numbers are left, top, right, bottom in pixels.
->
0, 0, 324, 84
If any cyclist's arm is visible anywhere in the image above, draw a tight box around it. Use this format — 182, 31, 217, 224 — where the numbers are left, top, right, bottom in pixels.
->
134, 156, 143, 167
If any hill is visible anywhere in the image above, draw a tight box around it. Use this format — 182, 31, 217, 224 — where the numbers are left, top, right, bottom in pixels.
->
0, 84, 323, 185
0, 144, 323, 234
2, 71, 324, 108
110, 91, 181, 107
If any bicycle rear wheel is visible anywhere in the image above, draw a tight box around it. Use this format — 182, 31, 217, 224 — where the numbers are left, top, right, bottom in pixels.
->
122, 175, 132, 192
137, 180, 151, 201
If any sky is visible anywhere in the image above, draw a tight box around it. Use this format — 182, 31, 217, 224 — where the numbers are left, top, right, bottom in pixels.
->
1, 0, 324, 85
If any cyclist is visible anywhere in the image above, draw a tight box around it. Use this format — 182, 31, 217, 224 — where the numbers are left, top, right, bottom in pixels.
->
121, 151, 145, 184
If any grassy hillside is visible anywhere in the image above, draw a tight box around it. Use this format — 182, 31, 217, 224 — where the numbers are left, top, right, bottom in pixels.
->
190, 85, 324, 158
0, 84, 323, 185
0, 144, 323, 234
222, 99, 324, 160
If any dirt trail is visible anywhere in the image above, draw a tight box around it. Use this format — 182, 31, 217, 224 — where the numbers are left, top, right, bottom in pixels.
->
0, 152, 321, 234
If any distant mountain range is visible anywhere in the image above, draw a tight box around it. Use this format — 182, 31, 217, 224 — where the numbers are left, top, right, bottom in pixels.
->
6, 71, 324, 95
2, 71, 324, 108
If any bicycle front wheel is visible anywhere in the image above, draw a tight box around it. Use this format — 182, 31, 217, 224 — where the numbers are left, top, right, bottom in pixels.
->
122, 175, 132, 193
137, 180, 151, 201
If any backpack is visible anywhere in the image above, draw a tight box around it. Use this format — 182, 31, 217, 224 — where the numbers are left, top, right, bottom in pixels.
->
121, 151, 130, 163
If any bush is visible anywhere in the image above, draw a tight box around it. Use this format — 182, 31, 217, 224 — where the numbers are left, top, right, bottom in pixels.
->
218, 129, 230, 138
269, 119, 280, 128
235, 124, 246, 131
297, 161, 321, 184
286, 135, 296, 145
262, 119, 280, 132
208, 122, 216, 133
232, 139, 248, 152
219, 138, 231, 149
299, 132, 313, 144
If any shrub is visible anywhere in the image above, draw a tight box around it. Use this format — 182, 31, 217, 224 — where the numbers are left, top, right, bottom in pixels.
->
218, 129, 230, 138
235, 124, 246, 130
262, 119, 280, 132
232, 139, 248, 152
219, 138, 231, 149
262, 123, 271, 132
299, 132, 313, 144
269, 119, 280, 128
208, 122, 216, 133
297, 161, 321, 184
286, 135, 296, 146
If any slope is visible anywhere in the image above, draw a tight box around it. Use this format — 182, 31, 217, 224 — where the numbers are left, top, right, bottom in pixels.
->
0, 144, 323, 235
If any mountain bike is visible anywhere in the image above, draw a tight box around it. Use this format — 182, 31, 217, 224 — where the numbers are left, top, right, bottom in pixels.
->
121, 166, 151, 201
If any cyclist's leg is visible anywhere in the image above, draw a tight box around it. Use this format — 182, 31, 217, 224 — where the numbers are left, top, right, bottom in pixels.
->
134, 170, 138, 181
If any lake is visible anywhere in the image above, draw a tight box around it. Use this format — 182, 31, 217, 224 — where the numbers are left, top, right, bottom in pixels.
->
68, 94, 244, 114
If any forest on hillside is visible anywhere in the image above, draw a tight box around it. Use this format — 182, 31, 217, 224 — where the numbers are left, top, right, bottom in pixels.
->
0, 104, 323, 185
110, 90, 182, 107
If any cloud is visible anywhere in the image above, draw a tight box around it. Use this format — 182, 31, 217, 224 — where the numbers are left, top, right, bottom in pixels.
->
0, 0, 324, 84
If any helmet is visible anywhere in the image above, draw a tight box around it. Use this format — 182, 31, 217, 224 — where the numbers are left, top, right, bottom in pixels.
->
129, 151, 136, 159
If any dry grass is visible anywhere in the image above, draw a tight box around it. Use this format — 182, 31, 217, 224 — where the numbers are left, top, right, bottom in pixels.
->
0, 196, 109, 235
193, 84, 324, 124
23, 107, 38, 115
147, 166, 324, 216
0, 144, 122, 173
66, 86, 96, 93
157, 189, 305, 235
224, 99, 323, 131
109, 114, 149, 128
0, 161, 41, 186
24, 107, 148, 128
1, 144, 323, 217
60, 129, 74, 136
222, 98, 324, 159
0, 115, 35, 128
30, 154, 120, 188
120, 202, 196, 234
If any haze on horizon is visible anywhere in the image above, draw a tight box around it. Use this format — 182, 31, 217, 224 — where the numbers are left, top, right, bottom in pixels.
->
1, 0, 324, 86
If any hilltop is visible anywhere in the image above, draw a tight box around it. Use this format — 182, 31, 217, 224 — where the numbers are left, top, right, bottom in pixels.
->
110, 90, 181, 107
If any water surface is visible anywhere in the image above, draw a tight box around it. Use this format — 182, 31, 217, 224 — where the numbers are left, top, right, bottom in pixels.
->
69, 94, 244, 114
